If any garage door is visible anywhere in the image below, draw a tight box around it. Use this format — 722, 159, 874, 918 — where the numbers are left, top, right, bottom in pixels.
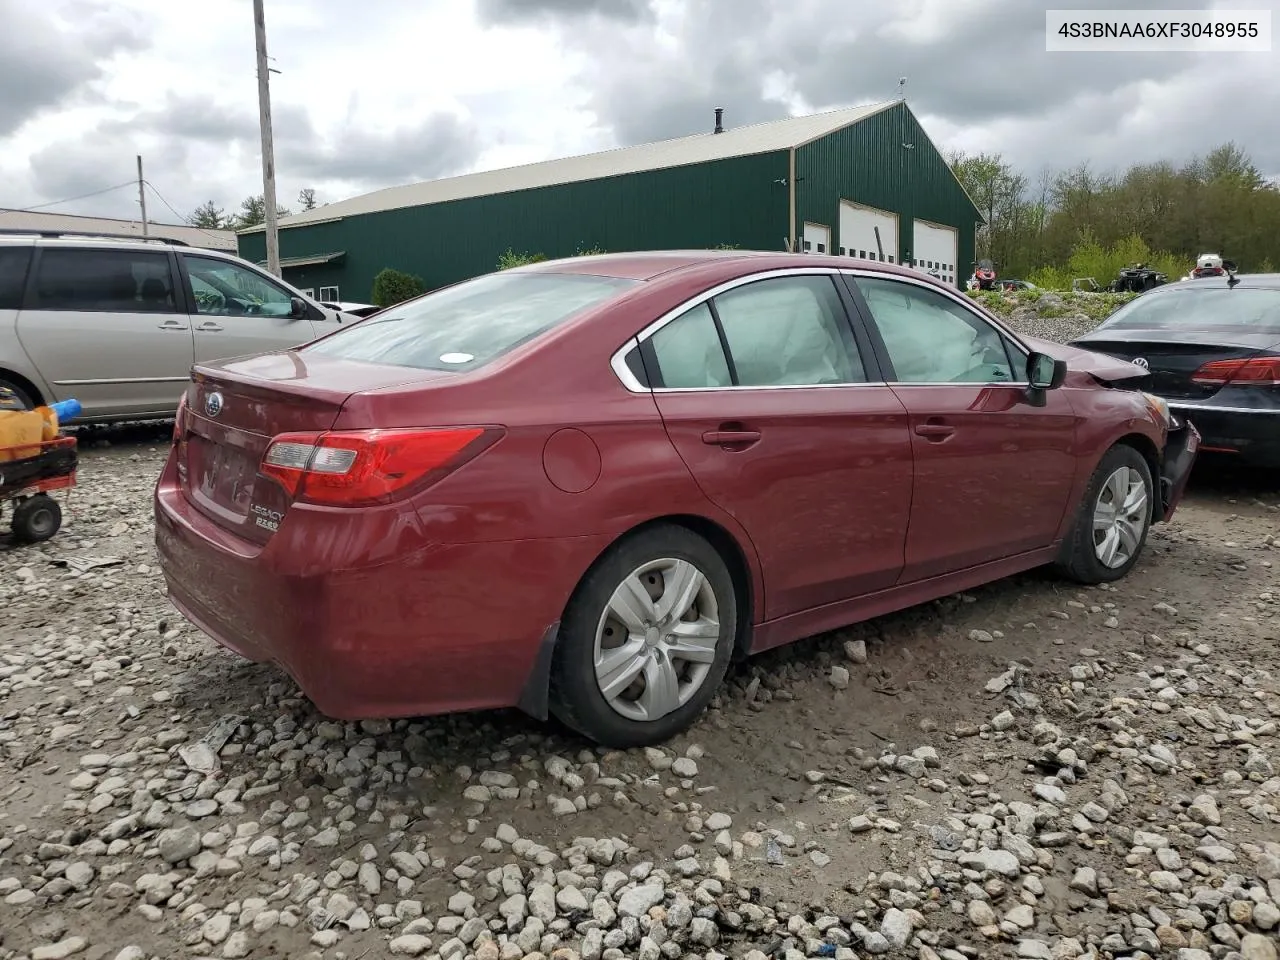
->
912, 219, 959, 286
839, 201, 898, 264
801, 221, 831, 255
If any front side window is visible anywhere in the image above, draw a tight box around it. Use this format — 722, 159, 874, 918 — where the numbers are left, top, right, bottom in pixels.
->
185, 255, 295, 318
31, 248, 177, 313
854, 276, 1015, 384
0, 247, 33, 310
306, 271, 638, 372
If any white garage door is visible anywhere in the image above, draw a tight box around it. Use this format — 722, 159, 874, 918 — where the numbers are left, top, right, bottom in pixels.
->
912, 219, 959, 286
801, 221, 831, 255
839, 201, 899, 263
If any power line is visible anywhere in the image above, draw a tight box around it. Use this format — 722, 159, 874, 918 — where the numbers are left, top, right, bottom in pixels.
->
142, 180, 238, 243
0, 180, 137, 213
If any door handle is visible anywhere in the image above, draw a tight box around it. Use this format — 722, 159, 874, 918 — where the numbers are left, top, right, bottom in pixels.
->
702, 429, 761, 447
914, 422, 955, 440
196, 322, 225, 332
157, 319, 188, 330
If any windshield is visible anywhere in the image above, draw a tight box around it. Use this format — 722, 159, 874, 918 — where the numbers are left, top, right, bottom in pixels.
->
1098, 286, 1280, 335
304, 271, 640, 372
977, 259, 993, 271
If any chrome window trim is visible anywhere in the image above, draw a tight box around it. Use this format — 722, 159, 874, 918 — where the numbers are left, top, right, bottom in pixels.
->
607, 266, 862, 394
606, 265, 1041, 394
1167, 401, 1280, 415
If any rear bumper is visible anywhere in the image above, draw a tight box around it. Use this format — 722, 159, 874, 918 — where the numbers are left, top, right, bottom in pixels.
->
1168, 405, 1280, 468
153, 455, 610, 720
1158, 420, 1199, 522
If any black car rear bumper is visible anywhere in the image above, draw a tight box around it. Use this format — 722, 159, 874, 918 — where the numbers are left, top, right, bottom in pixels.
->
1168, 405, 1280, 468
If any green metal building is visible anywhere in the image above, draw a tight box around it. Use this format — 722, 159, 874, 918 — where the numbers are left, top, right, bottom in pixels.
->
237, 99, 982, 300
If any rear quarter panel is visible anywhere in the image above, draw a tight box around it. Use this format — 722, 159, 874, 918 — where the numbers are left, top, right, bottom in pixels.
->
0, 309, 53, 403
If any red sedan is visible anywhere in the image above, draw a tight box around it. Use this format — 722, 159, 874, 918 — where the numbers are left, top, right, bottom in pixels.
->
155, 251, 1199, 747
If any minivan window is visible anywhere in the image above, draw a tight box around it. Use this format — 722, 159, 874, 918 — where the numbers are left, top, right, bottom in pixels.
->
31, 248, 178, 313
185, 255, 296, 318
305, 271, 639, 371
0, 247, 32, 310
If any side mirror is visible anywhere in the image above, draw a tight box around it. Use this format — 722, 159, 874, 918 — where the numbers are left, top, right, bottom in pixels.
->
1223, 259, 1238, 272
289, 297, 307, 320
1027, 352, 1067, 391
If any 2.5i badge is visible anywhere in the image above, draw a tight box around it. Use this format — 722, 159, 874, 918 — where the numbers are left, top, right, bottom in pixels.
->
251, 504, 282, 532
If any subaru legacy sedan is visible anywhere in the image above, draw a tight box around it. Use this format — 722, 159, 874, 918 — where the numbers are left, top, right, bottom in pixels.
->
155, 251, 1198, 747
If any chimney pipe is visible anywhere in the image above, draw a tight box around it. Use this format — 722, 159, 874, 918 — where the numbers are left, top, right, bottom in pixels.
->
714, 107, 724, 134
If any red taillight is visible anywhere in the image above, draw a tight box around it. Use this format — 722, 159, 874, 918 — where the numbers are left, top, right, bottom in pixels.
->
260, 427, 493, 506
1191, 356, 1280, 387
174, 392, 188, 442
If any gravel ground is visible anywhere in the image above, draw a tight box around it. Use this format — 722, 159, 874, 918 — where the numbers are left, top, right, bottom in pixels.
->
1, 305, 1278, 960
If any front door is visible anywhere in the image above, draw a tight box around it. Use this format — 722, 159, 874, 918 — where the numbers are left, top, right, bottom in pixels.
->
16, 245, 193, 419
847, 273, 1080, 582
644, 272, 913, 621
180, 254, 317, 363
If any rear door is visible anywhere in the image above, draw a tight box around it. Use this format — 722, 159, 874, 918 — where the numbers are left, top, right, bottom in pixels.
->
845, 272, 1079, 582
179, 253, 318, 363
640, 270, 914, 622
16, 245, 193, 419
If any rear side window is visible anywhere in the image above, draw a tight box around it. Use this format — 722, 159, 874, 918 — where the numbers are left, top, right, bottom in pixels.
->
649, 303, 732, 388
0, 247, 32, 310
306, 271, 638, 372
32, 248, 178, 313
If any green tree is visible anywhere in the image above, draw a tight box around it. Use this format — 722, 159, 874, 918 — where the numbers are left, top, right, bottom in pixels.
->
371, 268, 425, 307
298, 188, 318, 211
233, 195, 292, 229
189, 201, 229, 229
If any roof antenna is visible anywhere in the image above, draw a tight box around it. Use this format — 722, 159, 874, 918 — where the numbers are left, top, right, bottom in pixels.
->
897, 77, 907, 101
1225, 258, 1240, 287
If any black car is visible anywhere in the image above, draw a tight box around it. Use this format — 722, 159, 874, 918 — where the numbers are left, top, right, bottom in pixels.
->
1070, 273, 1280, 469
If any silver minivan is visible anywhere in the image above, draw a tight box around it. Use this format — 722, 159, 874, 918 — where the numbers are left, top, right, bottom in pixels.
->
0, 231, 353, 422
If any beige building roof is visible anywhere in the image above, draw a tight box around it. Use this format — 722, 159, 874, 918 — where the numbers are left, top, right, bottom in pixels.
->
0, 209, 237, 251
241, 101, 899, 235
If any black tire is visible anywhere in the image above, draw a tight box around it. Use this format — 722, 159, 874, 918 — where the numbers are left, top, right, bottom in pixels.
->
11, 494, 62, 544
1056, 445, 1154, 585
0, 377, 36, 410
549, 524, 738, 748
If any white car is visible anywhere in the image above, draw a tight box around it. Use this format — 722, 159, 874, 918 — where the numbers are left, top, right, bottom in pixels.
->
0, 230, 350, 422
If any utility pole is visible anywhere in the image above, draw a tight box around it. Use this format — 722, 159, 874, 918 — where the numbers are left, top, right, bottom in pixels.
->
136, 155, 148, 236
253, 0, 281, 277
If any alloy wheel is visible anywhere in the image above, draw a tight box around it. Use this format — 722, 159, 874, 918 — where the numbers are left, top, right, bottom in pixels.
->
592, 557, 721, 722
1092, 466, 1149, 568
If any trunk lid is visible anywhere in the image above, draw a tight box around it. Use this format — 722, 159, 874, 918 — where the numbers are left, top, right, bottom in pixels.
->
179, 351, 444, 544
1068, 328, 1279, 400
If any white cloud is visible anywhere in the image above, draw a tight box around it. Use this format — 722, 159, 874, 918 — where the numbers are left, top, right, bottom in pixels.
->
2, 0, 1278, 225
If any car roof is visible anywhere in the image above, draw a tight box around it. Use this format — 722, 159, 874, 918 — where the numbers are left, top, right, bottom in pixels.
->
509, 249, 949, 285
0, 231, 230, 255
1170, 273, 1280, 290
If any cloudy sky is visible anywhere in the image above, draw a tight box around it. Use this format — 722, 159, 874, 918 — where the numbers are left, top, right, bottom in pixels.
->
2, 0, 1276, 227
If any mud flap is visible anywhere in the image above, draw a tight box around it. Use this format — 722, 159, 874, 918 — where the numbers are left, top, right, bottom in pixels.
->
516, 621, 562, 722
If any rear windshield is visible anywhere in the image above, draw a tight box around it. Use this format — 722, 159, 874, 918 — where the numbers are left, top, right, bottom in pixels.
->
1099, 286, 1280, 335
304, 271, 639, 371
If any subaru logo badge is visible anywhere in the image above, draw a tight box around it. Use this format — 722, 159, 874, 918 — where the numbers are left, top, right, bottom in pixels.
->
205, 391, 224, 417
1133, 357, 1149, 369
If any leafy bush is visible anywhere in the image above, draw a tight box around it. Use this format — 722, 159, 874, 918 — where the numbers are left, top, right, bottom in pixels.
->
574, 244, 607, 257
1028, 233, 1183, 290
497, 249, 548, 270
371, 268, 425, 308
